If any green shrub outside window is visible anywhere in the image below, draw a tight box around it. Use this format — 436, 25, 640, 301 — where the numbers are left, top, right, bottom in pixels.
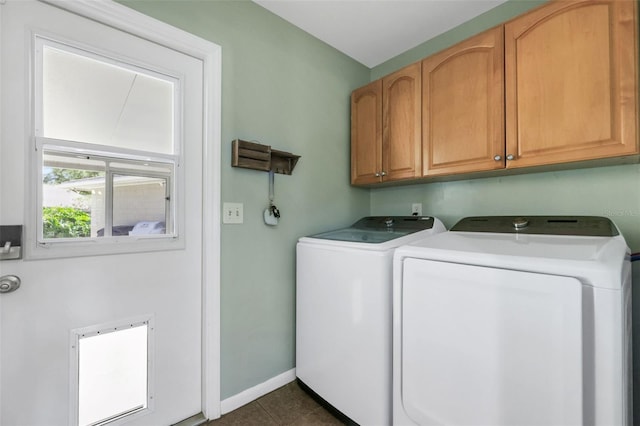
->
43, 206, 91, 238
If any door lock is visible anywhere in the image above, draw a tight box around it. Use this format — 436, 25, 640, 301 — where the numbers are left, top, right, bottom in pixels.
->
0, 275, 20, 294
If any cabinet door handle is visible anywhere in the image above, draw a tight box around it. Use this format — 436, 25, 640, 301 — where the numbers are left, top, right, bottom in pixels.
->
380, 171, 387, 176
506, 154, 515, 161
375, 172, 381, 177
494, 155, 502, 161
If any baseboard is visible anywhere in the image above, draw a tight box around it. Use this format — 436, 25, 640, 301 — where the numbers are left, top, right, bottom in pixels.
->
220, 368, 296, 415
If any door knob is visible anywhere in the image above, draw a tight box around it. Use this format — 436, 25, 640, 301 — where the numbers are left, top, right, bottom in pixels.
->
0, 275, 20, 294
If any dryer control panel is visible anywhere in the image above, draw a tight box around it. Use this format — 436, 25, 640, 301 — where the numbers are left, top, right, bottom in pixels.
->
450, 216, 619, 237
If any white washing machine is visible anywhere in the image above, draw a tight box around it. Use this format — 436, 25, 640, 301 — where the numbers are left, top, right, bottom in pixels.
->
296, 216, 446, 425
393, 216, 632, 426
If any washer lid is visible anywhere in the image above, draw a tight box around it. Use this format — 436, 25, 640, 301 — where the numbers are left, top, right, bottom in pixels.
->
309, 228, 409, 243
451, 216, 619, 237
309, 216, 436, 244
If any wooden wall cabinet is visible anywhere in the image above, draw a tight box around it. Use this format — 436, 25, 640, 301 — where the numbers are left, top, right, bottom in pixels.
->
422, 26, 505, 177
351, 80, 382, 185
351, 63, 421, 184
504, 0, 638, 169
350, 0, 638, 185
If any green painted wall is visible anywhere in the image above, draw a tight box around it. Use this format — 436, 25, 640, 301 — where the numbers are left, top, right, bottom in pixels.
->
369, 0, 640, 415
370, 165, 640, 249
118, 0, 370, 399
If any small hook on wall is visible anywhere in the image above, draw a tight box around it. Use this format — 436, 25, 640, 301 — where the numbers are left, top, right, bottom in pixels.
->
264, 170, 280, 226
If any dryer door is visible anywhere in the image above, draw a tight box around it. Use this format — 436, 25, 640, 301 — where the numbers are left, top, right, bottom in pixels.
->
400, 258, 583, 426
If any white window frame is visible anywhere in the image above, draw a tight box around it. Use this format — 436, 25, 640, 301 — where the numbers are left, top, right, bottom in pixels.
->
28, 33, 186, 259
39, 141, 176, 241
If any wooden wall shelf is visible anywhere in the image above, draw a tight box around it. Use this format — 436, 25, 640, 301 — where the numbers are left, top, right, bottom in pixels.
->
232, 139, 300, 175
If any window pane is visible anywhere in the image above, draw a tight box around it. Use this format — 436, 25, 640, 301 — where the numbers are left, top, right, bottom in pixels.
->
78, 324, 148, 426
113, 175, 168, 236
42, 44, 174, 154
43, 153, 105, 239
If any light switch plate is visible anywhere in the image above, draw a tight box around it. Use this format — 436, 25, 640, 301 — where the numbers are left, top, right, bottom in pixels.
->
223, 202, 243, 224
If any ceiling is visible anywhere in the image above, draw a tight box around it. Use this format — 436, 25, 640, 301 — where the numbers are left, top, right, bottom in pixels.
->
253, 0, 509, 68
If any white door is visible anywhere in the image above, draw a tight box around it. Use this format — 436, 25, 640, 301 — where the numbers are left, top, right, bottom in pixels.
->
0, 1, 220, 425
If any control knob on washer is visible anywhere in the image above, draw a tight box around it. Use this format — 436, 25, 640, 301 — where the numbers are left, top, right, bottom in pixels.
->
512, 217, 529, 230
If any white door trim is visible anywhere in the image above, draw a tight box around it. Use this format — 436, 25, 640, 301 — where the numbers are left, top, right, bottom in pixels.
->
0, 4, 4, 424
36, 0, 222, 420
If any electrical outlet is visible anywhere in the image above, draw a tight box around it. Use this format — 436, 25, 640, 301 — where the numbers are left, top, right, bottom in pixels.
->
223, 202, 243, 224
411, 203, 423, 216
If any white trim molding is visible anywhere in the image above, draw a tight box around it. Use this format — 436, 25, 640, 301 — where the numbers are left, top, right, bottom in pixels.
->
220, 369, 297, 415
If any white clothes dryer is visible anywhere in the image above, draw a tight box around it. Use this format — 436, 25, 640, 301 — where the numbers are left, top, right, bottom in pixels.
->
296, 216, 446, 426
393, 216, 632, 426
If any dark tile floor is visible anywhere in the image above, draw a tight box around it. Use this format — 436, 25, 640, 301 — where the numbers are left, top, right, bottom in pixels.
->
207, 381, 347, 425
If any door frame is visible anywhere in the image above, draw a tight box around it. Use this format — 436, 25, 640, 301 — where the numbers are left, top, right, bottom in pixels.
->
0, 0, 222, 420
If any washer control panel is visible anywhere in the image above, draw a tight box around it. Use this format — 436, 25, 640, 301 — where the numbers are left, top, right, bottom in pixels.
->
450, 216, 619, 237
352, 216, 435, 232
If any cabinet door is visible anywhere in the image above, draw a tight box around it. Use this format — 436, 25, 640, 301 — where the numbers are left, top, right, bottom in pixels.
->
351, 80, 382, 184
505, 0, 638, 169
422, 27, 505, 177
382, 63, 422, 181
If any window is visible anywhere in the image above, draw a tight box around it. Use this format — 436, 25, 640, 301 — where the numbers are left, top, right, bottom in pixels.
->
34, 36, 181, 253
41, 148, 172, 239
